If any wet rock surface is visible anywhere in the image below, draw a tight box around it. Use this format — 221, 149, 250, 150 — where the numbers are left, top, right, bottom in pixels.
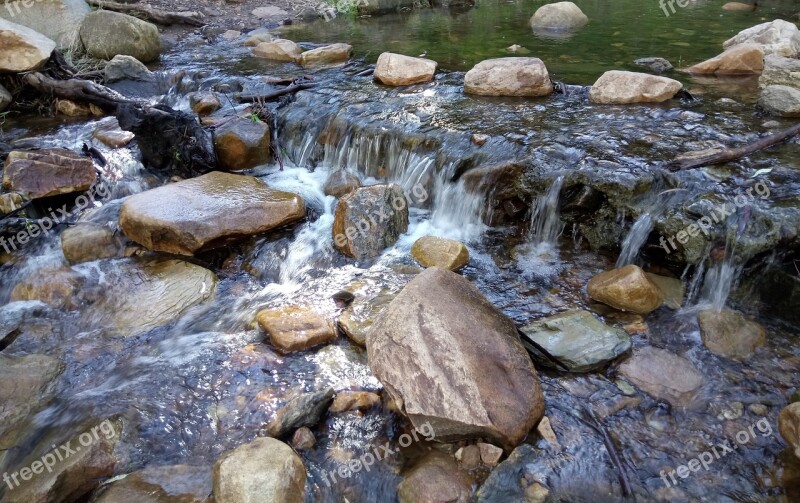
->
257, 305, 336, 353
587, 265, 664, 315
265, 387, 334, 437
213, 117, 271, 171
618, 346, 704, 406
411, 235, 469, 271
759, 84, 800, 116
397, 452, 473, 503
3, 149, 96, 199
92, 464, 213, 503
332, 184, 409, 259
697, 308, 766, 360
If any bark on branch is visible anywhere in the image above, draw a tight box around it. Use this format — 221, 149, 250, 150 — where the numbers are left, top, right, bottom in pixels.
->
86, 0, 205, 26
22, 73, 144, 111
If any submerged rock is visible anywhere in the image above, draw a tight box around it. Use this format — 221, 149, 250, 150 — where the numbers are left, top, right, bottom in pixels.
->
587, 265, 663, 314
644, 273, 684, 309
338, 289, 395, 345
256, 305, 337, 353
104, 54, 154, 83
779, 402, 800, 459
411, 236, 470, 271
298, 43, 352, 67
291, 427, 316, 450
520, 309, 631, 372
120, 172, 305, 255
213, 117, 271, 171
634, 57, 674, 73
323, 169, 360, 198
92, 118, 136, 148
723, 19, 800, 57
529, 1, 588, 32
759, 84, 800, 117
92, 464, 213, 503
759, 54, 800, 88
589, 71, 683, 104
464, 57, 553, 97
332, 184, 409, 259
329, 391, 381, 413
252, 39, 302, 62
374, 52, 438, 86
474, 444, 540, 502
3, 148, 96, 199
265, 387, 334, 437
61, 223, 124, 264
697, 309, 766, 360
0, 18, 56, 72
213, 437, 306, 503
684, 44, 765, 75
397, 452, 473, 503
80, 11, 162, 62
11, 268, 84, 310
367, 267, 544, 449
618, 346, 704, 406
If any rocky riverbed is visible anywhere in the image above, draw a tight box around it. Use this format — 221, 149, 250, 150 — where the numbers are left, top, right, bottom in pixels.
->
1, 1, 800, 502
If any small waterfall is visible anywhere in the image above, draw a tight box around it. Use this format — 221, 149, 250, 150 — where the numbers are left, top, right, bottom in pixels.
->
686, 237, 742, 312
616, 213, 654, 268
528, 176, 565, 250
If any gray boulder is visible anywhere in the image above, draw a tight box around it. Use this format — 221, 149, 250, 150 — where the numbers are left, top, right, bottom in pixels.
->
759, 84, 800, 116
0, 0, 88, 47
80, 11, 162, 62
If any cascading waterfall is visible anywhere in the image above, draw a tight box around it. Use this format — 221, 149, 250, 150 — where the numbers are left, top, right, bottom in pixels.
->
616, 213, 654, 268
685, 236, 742, 312
528, 175, 565, 251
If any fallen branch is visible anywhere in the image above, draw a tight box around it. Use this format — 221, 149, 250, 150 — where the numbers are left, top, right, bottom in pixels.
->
235, 83, 318, 102
86, 0, 205, 26
22, 72, 143, 111
668, 122, 800, 171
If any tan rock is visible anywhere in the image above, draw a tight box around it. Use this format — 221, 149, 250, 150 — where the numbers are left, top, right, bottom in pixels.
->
587, 265, 664, 314
329, 391, 381, 412
119, 172, 305, 255
535, 416, 561, 451
589, 71, 682, 104
525, 483, 549, 503
252, 39, 302, 62
618, 346, 704, 406
464, 57, 552, 97
56, 99, 93, 117
298, 43, 352, 67
530, 1, 588, 32
411, 236, 469, 271
779, 402, 800, 459
93, 465, 212, 503
697, 309, 766, 360
397, 452, 473, 503
0, 192, 24, 215
723, 19, 800, 58
338, 289, 395, 346
374, 52, 437, 86
759, 54, 800, 89
192, 93, 221, 116
257, 305, 336, 353
61, 223, 124, 264
11, 267, 84, 309
685, 44, 764, 75
645, 272, 684, 309
323, 169, 360, 197
0, 18, 56, 72
93, 126, 135, 148
214, 117, 270, 171
291, 427, 316, 450
243, 31, 273, 46
332, 184, 409, 259
3, 148, 97, 199
478, 442, 503, 466
455, 445, 481, 469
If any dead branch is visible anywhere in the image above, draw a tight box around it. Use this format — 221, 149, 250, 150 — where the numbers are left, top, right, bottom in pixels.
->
235, 83, 318, 102
668, 122, 800, 171
86, 0, 205, 26
22, 73, 143, 111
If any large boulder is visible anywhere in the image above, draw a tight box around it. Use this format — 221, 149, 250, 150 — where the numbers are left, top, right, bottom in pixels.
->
759, 84, 800, 117
298, 43, 352, 67
530, 1, 588, 32
0, 0, 89, 47
411, 235, 470, 271
213, 438, 306, 503
587, 265, 664, 314
79, 11, 162, 62
697, 309, 766, 360
464, 57, 553, 97
589, 71, 683, 104
397, 452, 473, 503
213, 117, 271, 171
257, 305, 337, 353
684, 44, 765, 75
252, 39, 302, 62
374, 52, 437, 86
779, 402, 800, 459
723, 19, 800, 57
92, 465, 213, 503
367, 267, 545, 449
120, 172, 305, 255
332, 184, 409, 259
0, 18, 55, 72
520, 309, 632, 372
618, 346, 704, 406
759, 54, 800, 89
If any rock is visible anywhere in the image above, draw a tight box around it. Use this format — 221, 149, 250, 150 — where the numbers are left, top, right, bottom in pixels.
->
759, 84, 800, 117
104, 55, 153, 83
221, 30, 240, 40
256, 305, 336, 353
471, 133, 489, 145
80, 11, 162, 63
0, 18, 55, 72
323, 169, 360, 197
374, 52, 437, 86
618, 346, 704, 406
11, 267, 84, 309
723, 19, 800, 57
252, 39, 302, 62
367, 267, 544, 449
291, 427, 316, 450
61, 223, 124, 264
462, 161, 524, 200
759, 54, 800, 89
589, 71, 683, 104
252, 6, 289, 18
0, 83, 11, 112
192, 93, 221, 116
697, 309, 766, 360
634, 57, 674, 73
529, 1, 588, 32
56, 99, 94, 117
397, 452, 473, 503
329, 391, 381, 412
92, 465, 213, 503
519, 309, 632, 372
645, 273, 684, 309
265, 387, 334, 437
213, 117, 270, 170
119, 172, 305, 255
88, 258, 217, 337
411, 236, 470, 271
0, 0, 88, 47
92, 118, 135, 148
455, 445, 481, 469
298, 43, 352, 67
213, 437, 306, 503
243, 29, 272, 46
478, 443, 503, 466
338, 290, 395, 345
587, 265, 664, 314
722, 2, 756, 10
525, 484, 549, 503
684, 44, 764, 75
474, 444, 538, 502
779, 402, 800, 459
10, 418, 122, 502
464, 57, 553, 97
0, 192, 23, 214
536, 416, 561, 451
332, 184, 409, 259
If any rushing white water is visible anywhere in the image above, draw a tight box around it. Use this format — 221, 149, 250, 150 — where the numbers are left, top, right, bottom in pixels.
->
616, 213, 654, 268
528, 175, 565, 252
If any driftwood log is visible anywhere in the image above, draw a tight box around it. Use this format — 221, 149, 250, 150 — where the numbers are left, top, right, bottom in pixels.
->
668, 122, 800, 171
86, 0, 205, 26
22, 73, 143, 110
235, 83, 319, 102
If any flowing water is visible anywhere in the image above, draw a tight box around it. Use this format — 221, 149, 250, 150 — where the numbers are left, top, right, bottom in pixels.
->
2, 0, 800, 501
